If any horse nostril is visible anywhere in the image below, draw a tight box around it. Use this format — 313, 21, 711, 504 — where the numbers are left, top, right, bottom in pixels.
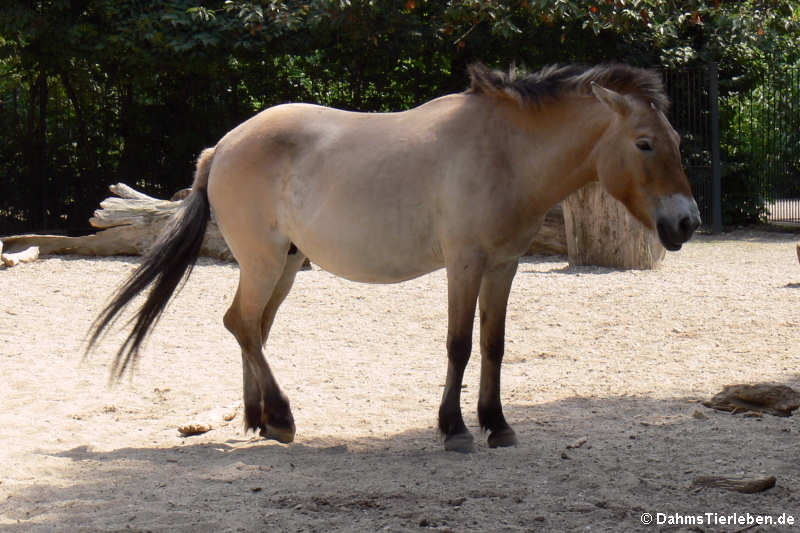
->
678, 216, 698, 238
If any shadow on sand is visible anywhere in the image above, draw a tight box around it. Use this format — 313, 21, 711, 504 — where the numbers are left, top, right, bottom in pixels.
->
5, 389, 800, 533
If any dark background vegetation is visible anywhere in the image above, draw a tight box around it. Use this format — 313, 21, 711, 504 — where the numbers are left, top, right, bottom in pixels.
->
1, 0, 798, 234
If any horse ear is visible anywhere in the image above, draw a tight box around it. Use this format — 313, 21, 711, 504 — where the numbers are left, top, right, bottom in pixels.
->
590, 82, 632, 116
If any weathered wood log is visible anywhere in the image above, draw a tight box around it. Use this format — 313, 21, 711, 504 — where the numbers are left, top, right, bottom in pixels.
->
3, 229, 147, 257
1, 184, 233, 261
703, 383, 800, 417
562, 182, 665, 269
1, 245, 40, 267
526, 204, 568, 256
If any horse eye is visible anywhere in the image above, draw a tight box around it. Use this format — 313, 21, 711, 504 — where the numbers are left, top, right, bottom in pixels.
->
636, 140, 653, 152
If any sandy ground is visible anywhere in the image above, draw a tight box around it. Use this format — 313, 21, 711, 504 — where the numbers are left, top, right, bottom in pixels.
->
2, 230, 800, 532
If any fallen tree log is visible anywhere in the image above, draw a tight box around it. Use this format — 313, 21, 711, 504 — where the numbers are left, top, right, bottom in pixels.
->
1, 184, 233, 261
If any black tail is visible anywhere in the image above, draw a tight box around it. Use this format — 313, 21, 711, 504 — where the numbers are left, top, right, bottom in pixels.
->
87, 185, 211, 378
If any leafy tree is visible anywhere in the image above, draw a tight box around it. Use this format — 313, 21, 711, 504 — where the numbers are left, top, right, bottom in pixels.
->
0, 0, 275, 232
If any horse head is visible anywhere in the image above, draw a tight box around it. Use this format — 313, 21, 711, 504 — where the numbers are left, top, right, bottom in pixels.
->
591, 82, 701, 250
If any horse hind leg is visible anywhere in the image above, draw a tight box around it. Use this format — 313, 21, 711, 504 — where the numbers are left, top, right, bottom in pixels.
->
223, 250, 295, 443
260, 249, 306, 345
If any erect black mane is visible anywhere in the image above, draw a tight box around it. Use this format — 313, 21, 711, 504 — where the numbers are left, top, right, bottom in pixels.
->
467, 63, 669, 112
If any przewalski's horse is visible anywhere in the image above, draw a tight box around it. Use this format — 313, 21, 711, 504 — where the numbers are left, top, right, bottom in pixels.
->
88, 64, 700, 452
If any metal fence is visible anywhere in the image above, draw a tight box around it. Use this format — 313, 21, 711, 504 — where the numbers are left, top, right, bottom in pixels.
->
665, 64, 800, 227
662, 67, 720, 230
725, 66, 800, 223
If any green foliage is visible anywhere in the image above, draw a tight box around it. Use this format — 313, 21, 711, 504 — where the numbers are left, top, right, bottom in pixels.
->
720, 62, 800, 224
0, 0, 264, 232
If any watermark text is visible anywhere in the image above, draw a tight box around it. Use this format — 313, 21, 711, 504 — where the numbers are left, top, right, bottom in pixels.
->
640, 512, 796, 527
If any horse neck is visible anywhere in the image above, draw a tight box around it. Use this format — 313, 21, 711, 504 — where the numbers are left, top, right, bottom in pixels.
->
502, 97, 614, 211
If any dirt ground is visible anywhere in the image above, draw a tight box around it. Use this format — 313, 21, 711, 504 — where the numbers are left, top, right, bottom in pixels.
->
2, 230, 800, 532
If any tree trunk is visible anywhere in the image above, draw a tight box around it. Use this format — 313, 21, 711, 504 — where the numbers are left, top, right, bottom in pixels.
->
562, 182, 665, 269
526, 204, 568, 256
27, 71, 49, 230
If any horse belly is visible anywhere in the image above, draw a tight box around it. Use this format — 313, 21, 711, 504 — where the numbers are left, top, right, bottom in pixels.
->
309, 245, 443, 284
284, 199, 444, 284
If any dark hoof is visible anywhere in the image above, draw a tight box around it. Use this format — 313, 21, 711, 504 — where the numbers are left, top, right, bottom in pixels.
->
488, 427, 518, 448
444, 431, 474, 453
243, 406, 263, 433
261, 423, 295, 443
259, 405, 294, 443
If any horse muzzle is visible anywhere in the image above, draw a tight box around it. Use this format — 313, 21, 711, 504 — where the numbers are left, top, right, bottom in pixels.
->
654, 194, 701, 251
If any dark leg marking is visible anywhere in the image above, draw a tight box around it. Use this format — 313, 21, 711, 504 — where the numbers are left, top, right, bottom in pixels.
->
477, 260, 519, 448
438, 334, 472, 439
439, 253, 485, 452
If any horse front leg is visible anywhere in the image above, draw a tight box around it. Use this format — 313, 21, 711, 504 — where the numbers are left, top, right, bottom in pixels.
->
439, 252, 485, 452
477, 260, 519, 448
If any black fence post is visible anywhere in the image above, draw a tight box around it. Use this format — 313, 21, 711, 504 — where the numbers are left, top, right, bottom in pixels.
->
709, 62, 723, 233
